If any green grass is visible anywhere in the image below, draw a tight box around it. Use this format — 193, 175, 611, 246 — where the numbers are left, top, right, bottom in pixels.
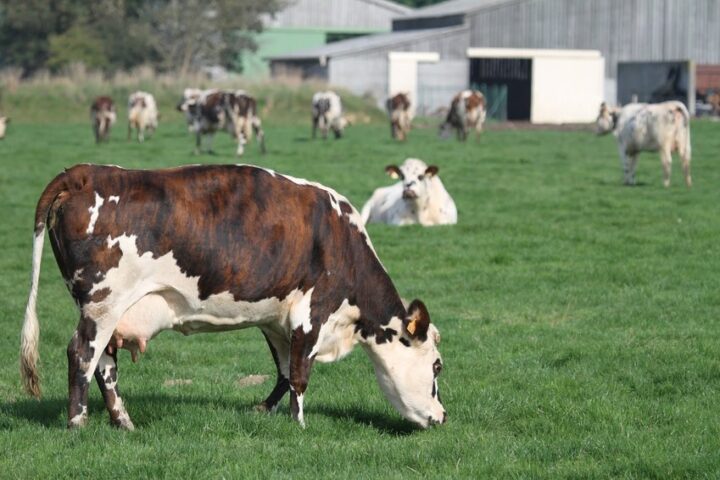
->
1, 117, 720, 478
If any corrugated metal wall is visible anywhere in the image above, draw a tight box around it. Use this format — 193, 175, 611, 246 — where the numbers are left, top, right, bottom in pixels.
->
329, 28, 471, 108
266, 0, 407, 30
468, 0, 720, 78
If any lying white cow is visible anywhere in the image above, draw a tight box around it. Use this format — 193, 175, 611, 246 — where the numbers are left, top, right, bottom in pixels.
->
127, 91, 159, 142
597, 101, 692, 187
361, 158, 457, 226
312, 91, 349, 139
0, 116, 9, 139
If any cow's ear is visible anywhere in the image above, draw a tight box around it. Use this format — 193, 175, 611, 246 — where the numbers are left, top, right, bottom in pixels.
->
385, 165, 402, 179
405, 299, 430, 342
425, 165, 439, 177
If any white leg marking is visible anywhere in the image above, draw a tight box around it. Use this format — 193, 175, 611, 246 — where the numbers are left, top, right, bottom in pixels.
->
296, 393, 305, 428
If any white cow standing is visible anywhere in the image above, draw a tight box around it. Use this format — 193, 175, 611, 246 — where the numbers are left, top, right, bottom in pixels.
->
127, 91, 159, 142
597, 101, 692, 187
361, 158, 457, 226
312, 91, 349, 139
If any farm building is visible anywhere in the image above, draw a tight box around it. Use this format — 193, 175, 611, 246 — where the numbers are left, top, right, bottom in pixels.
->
268, 0, 720, 123
240, 0, 412, 77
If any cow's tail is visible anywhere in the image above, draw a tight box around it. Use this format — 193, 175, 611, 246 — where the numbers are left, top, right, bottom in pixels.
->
675, 103, 692, 161
21, 170, 67, 398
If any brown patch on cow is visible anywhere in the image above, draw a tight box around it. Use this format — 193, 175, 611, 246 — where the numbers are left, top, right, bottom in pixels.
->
465, 92, 485, 110
236, 374, 269, 388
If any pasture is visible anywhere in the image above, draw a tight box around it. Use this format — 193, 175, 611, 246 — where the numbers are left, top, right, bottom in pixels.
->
1, 113, 719, 478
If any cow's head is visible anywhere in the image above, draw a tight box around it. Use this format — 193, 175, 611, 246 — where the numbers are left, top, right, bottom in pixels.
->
386, 158, 439, 201
596, 102, 618, 135
0, 117, 9, 139
368, 299, 446, 428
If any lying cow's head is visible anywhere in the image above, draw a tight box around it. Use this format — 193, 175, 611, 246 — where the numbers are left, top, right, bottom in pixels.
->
386, 158, 439, 201
596, 102, 618, 135
0, 117, 9, 139
369, 299, 446, 428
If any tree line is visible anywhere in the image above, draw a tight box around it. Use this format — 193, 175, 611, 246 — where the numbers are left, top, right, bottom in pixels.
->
0, 0, 284, 76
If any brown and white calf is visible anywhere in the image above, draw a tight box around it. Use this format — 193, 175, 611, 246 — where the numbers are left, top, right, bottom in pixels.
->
127, 91, 159, 142
0, 116, 9, 139
90, 96, 116, 143
312, 91, 349, 139
177, 90, 265, 156
20, 164, 446, 430
597, 101, 692, 187
439, 90, 486, 141
386, 93, 412, 141
361, 158, 457, 226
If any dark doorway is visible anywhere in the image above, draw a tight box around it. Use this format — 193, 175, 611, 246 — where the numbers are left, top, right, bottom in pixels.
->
470, 58, 532, 121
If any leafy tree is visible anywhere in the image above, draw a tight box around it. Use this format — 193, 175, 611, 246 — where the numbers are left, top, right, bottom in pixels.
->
48, 24, 110, 71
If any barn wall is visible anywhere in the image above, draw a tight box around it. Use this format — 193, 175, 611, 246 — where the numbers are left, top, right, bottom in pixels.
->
266, 0, 408, 30
328, 28, 471, 108
468, 0, 720, 80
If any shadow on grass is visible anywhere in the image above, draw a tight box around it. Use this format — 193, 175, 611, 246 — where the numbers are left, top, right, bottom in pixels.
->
1, 394, 419, 435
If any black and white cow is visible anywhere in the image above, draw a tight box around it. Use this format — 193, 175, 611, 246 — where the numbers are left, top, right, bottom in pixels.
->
21, 164, 446, 430
312, 91, 349, 139
176, 89, 266, 156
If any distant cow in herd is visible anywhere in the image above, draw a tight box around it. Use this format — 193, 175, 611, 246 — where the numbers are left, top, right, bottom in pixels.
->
127, 91, 159, 142
386, 93, 412, 141
312, 91, 349, 139
597, 101, 692, 187
177, 89, 266, 156
91, 96, 116, 143
0, 115, 9, 139
20, 164, 446, 430
361, 158, 457, 226
439, 90, 486, 141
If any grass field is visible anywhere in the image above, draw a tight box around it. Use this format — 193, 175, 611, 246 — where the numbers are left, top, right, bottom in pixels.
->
1, 115, 720, 478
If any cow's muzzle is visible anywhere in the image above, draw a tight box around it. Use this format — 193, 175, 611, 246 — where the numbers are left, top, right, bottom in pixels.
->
402, 189, 418, 200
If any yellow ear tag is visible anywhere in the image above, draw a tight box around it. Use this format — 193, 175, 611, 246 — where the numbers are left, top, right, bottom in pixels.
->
407, 320, 416, 335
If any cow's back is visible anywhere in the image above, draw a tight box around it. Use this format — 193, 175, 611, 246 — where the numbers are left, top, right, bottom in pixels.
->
48, 164, 375, 304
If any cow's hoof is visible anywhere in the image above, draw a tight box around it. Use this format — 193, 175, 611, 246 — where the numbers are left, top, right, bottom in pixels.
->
113, 418, 135, 431
255, 403, 269, 412
67, 415, 88, 429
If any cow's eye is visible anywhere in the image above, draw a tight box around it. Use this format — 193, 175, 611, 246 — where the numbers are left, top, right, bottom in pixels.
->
418, 175, 425, 181
433, 359, 442, 376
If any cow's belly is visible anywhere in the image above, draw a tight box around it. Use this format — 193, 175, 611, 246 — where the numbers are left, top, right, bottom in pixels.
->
116, 290, 288, 339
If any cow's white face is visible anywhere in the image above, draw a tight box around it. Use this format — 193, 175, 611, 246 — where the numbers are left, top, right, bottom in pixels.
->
596, 102, 616, 135
367, 300, 446, 428
386, 158, 439, 201
0, 117, 8, 139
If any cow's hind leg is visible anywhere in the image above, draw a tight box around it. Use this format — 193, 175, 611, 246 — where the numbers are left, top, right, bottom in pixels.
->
67, 314, 118, 429
94, 350, 134, 430
256, 329, 290, 413
660, 148, 672, 187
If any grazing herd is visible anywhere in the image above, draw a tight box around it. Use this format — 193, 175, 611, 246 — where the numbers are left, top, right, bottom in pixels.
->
12, 82, 706, 433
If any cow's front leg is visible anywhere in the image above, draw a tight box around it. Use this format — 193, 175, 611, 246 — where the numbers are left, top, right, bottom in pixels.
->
67, 314, 117, 429
619, 148, 635, 185
289, 326, 317, 428
256, 329, 290, 413
94, 350, 134, 430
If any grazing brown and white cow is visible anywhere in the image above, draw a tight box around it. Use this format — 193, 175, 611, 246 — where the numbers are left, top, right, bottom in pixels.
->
386, 93, 412, 141
361, 158, 457, 226
439, 90, 486, 141
312, 91, 349, 139
597, 101, 692, 187
90, 96, 116, 143
20, 164, 446, 430
176, 89, 265, 156
0, 116, 9, 139
127, 91, 159, 142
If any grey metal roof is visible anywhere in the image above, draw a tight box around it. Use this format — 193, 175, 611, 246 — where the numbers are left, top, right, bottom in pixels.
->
364, 0, 414, 15
402, 0, 524, 19
267, 25, 467, 61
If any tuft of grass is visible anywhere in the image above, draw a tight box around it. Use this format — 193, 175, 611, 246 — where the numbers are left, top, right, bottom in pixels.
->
1, 112, 720, 478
